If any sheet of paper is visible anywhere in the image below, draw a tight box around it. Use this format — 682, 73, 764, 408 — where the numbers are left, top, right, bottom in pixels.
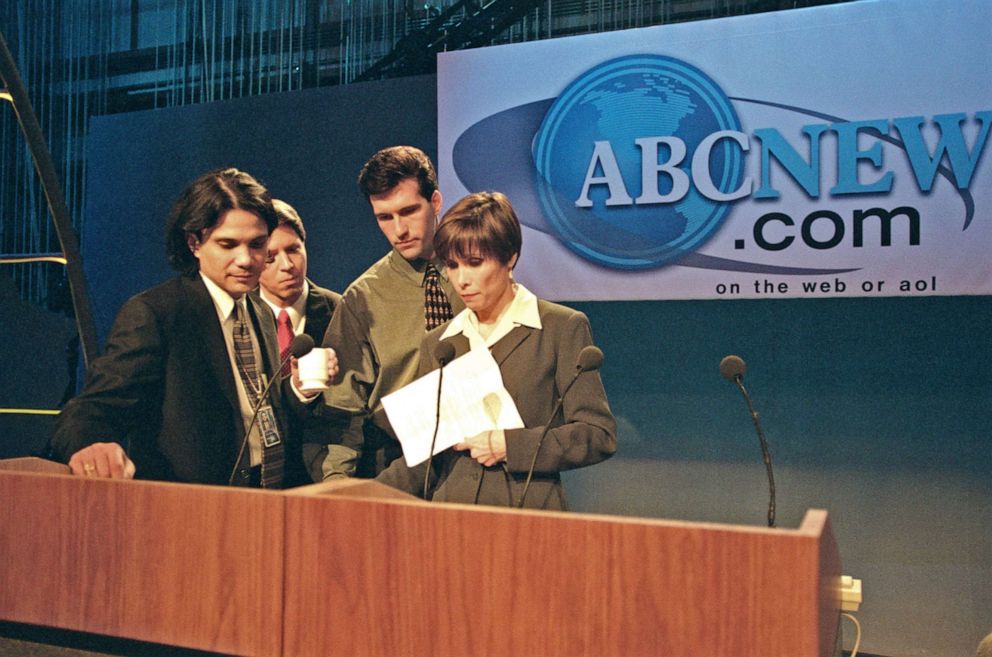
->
382, 347, 524, 466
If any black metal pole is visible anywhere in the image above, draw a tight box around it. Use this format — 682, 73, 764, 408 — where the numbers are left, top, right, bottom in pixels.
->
0, 29, 99, 369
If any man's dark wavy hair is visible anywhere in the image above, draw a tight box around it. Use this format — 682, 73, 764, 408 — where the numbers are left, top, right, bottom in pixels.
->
165, 168, 277, 275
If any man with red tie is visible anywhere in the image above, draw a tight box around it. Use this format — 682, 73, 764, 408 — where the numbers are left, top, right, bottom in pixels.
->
256, 198, 343, 482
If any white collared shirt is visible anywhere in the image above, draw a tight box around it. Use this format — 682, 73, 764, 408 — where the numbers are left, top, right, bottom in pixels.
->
441, 282, 542, 352
259, 279, 309, 336
200, 273, 266, 466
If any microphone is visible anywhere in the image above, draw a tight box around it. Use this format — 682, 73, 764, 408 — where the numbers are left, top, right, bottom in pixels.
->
518, 345, 603, 508
227, 333, 315, 486
288, 333, 316, 360
424, 340, 456, 499
434, 339, 456, 365
719, 354, 776, 527
719, 354, 745, 382
578, 345, 604, 372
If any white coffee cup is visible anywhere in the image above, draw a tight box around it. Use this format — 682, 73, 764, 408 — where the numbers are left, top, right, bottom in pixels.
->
297, 347, 331, 391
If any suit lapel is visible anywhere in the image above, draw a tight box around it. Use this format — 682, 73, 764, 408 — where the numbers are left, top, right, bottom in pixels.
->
442, 325, 532, 365
488, 325, 531, 366
304, 290, 323, 323
247, 296, 279, 379
304, 286, 330, 339
183, 276, 240, 412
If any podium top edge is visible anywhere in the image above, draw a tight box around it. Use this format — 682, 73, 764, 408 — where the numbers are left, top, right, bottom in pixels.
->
0, 456, 71, 475
0, 459, 832, 536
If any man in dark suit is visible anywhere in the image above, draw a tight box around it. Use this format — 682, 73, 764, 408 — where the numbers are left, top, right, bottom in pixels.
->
51, 169, 337, 487
257, 199, 339, 348
255, 199, 346, 481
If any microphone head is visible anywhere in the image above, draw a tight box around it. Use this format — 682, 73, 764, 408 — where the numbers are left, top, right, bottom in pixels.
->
577, 345, 604, 372
434, 339, 456, 364
720, 354, 746, 382
289, 334, 315, 358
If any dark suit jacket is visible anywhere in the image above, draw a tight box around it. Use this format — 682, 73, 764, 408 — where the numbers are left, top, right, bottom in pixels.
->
52, 274, 307, 487
250, 278, 339, 346
300, 280, 340, 346
378, 299, 617, 509
259, 280, 349, 482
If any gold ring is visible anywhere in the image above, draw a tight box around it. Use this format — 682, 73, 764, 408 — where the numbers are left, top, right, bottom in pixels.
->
83, 463, 96, 476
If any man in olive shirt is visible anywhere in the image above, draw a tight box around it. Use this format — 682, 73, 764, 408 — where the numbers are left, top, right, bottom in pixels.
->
317, 146, 464, 478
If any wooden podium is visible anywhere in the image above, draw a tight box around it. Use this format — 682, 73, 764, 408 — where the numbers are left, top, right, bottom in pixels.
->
0, 459, 841, 657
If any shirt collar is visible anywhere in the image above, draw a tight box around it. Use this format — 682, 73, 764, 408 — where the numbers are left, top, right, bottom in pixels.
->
386, 250, 449, 287
441, 282, 541, 346
200, 272, 241, 323
259, 280, 308, 330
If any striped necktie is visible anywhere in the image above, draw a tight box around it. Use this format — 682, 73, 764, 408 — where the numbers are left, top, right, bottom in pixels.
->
424, 263, 454, 330
232, 302, 284, 488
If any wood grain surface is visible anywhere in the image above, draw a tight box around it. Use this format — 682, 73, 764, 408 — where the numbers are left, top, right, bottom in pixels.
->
1, 461, 840, 657
0, 457, 70, 474
0, 466, 284, 656
282, 486, 840, 657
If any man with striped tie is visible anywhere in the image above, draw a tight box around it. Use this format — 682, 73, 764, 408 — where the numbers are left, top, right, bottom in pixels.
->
52, 169, 337, 487
317, 146, 465, 479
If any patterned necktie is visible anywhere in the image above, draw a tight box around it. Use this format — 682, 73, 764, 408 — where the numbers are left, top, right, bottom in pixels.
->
424, 263, 454, 330
276, 309, 293, 377
232, 302, 284, 488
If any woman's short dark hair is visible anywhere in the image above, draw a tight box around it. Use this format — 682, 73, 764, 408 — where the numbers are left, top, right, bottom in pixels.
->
434, 191, 522, 267
357, 145, 438, 202
165, 168, 277, 275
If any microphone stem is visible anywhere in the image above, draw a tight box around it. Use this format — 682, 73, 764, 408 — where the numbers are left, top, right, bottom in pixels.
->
518, 367, 584, 509
424, 366, 444, 500
228, 372, 279, 486
735, 377, 776, 528
227, 348, 297, 486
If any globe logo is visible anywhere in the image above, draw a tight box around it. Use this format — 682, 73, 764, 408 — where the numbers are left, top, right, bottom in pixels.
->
532, 55, 745, 269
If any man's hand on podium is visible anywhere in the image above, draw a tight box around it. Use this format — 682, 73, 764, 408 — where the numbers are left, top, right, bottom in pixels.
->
68, 442, 136, 479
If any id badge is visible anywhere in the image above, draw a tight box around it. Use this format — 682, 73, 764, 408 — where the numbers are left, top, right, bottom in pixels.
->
257, 404, 282, 447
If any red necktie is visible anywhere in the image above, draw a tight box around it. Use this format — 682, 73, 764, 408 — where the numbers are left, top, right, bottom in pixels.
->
277, 309, 293, 377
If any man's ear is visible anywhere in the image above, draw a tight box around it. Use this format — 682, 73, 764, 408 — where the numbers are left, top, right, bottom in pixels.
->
186, 233, 200, 257
508, 253, 519, 270
430, 189, 443, 217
